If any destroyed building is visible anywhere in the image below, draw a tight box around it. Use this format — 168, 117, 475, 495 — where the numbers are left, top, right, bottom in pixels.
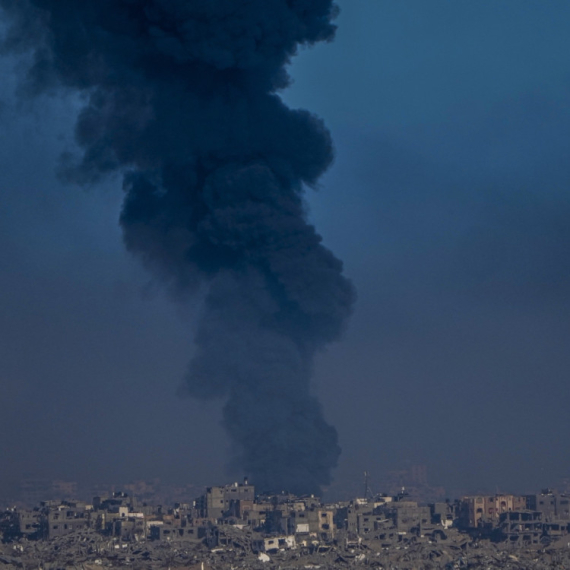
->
3, 476, 570, 570
45, 501, 91, 539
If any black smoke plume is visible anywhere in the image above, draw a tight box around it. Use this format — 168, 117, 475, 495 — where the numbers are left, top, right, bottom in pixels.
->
0, 0, 355, 495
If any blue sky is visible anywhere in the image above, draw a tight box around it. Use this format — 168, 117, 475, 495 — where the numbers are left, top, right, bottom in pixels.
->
1, 0, 570, 499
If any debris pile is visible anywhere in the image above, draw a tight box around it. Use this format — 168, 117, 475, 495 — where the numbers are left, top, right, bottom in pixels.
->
2, 526, 570, 569
2, 484, 570, 568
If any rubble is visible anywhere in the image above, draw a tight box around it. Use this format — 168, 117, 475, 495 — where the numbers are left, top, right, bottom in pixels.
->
1, 524, 570, 569
3, 482, 570, 569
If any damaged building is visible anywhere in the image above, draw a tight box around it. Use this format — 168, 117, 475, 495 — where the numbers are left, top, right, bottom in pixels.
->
3, 477, 570, 567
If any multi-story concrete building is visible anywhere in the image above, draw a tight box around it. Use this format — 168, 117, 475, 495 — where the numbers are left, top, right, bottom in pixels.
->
46, 502, 91, 538
197, 480, 255, 520
18, 509, 44, 539
391, 501, 431, 532
526, 490, 570, 521
459, 494, 526, 528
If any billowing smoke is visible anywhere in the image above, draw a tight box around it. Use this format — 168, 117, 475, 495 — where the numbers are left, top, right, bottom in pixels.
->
1, 0, 355, 495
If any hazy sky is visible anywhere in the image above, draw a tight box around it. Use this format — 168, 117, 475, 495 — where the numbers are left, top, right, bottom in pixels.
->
1, 0, 570, 499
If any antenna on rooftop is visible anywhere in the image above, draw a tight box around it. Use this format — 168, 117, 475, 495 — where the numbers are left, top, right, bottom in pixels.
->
363, 471, 373, 500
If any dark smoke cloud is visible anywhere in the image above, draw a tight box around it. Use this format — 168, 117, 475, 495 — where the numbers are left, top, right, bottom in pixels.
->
0, 0, 354, 495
